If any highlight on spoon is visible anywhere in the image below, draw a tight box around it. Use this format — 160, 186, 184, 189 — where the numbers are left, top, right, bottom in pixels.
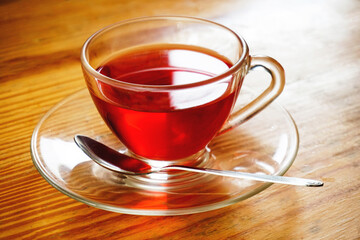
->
306, 180, 324, 187
74, 135, 152, 174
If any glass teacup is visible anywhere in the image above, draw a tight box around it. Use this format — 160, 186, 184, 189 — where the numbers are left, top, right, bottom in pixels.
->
81, 16, 285, 168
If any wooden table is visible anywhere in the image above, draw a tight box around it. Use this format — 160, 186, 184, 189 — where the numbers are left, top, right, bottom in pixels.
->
1, 0, 359, 239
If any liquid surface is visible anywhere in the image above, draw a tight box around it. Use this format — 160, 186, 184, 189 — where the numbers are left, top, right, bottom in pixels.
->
92, 45, 235, 160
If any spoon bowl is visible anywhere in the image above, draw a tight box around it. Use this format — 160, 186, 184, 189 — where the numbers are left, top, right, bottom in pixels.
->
74, 135, 323, 187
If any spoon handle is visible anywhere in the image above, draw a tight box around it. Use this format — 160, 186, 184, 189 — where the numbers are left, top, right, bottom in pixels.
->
165, 165, 323, 187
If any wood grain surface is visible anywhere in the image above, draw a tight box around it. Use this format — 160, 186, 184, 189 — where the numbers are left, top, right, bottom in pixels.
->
1, 0, 359, 239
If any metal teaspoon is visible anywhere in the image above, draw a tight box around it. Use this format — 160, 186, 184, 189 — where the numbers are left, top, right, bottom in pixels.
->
74, 135, 323, 187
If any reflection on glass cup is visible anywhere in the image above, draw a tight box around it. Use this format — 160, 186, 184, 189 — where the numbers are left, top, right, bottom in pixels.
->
81, 16, 285, 163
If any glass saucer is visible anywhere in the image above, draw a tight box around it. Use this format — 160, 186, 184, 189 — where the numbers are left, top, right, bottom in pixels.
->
31, 88, 299, 216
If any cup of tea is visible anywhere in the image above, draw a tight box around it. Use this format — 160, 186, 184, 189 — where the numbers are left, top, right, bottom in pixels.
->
81, 16, 285, 165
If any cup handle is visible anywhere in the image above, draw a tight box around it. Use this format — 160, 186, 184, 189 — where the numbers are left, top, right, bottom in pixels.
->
218, 55, 285, 135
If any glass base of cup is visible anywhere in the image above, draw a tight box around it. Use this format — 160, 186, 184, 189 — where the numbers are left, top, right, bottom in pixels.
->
122, 147, 217, 191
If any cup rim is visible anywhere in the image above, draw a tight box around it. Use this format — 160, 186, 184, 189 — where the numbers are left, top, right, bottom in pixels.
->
81, 15, 249, 90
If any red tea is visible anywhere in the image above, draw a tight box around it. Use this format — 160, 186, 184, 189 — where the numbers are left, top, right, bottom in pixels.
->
91, 44, 235, 160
